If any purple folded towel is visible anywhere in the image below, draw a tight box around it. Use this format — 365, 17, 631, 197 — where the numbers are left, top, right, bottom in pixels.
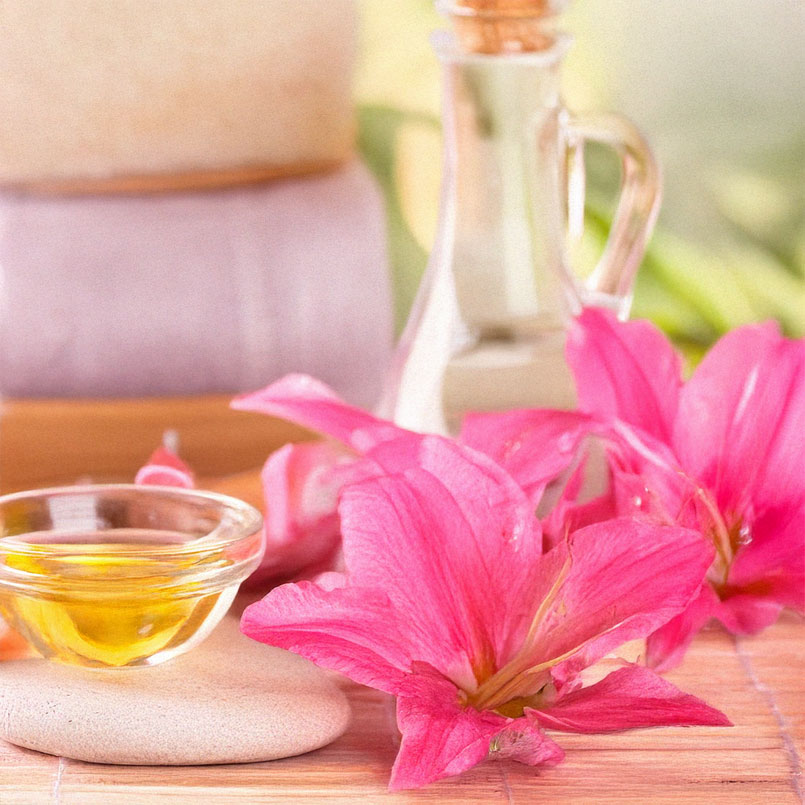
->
0, 162, 393, 408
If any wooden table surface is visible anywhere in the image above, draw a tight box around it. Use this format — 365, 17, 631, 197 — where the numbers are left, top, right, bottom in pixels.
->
1, 613, 802, 804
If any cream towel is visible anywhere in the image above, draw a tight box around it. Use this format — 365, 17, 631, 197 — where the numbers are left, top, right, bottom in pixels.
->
0, 0, 357, 187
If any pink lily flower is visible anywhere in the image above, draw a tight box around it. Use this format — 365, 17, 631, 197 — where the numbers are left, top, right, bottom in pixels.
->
242, 435, 729, 790
231, 375, 589, 582
567, 308, 805, 670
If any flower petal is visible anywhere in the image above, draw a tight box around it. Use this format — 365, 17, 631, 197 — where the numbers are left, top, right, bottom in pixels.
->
605, 422, 695, 526
134, 446, 194, 488
528, 665, 730, 732
541, 450, 617, 550
244, 442, 346, 586
645, 585, 719, 672
726, 506, 805, 614
460, 409, 599, 505
390, 664, 563, 790
232, 373, 404, 453
490, 720, 565, 767
707, 502, 805, 635
542, 490, 618, 551
533, 519, 714, 685
390, 665, 509, 790
567, 307, 683, 444
241, 578, 411, 694
674, 323, 805, 516
341, 436, 543, 687
715, 595, 786, 636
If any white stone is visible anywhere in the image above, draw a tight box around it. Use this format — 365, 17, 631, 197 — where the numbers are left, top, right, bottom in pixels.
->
0, 616, 350, 765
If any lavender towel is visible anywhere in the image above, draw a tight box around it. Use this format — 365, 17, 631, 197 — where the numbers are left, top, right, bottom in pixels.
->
0, 162, 393, 408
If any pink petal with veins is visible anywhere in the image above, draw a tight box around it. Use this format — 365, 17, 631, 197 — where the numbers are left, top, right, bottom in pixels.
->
531, 519, 713, 687
529, 665, 731, 732
232, 373, 405, 453
674, 323, 805, 516
241, 579, 411, 694
460, 409, 599, 505
390, 665, 509, 790
568, 307, 683, 443
391, 663, 563, 790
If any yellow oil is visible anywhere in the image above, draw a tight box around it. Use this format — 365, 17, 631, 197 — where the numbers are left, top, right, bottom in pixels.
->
0, 529, 229, 667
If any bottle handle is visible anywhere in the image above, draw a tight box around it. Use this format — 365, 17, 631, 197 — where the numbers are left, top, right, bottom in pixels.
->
562, 112, 662, 317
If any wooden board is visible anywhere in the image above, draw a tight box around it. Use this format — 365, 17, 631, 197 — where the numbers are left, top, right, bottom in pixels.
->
0, 614, 802, 803
0, 396, 311, 493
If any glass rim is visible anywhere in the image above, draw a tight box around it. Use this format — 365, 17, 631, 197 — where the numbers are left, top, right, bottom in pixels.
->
0, 483, 263, 561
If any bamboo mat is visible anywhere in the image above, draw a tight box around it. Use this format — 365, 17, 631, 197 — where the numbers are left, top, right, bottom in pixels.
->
1, 613, 802, 803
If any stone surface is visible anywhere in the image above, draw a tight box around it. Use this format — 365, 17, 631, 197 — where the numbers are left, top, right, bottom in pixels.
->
0, 616, 350, 765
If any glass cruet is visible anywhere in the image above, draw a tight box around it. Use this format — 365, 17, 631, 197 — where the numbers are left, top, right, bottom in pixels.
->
378, 0, 661, 435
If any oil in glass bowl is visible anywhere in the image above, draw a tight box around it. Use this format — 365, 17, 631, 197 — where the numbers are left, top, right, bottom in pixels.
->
0, 486, 264, 669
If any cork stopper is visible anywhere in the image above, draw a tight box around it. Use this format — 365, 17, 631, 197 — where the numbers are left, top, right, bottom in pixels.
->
442, 0, 568, 54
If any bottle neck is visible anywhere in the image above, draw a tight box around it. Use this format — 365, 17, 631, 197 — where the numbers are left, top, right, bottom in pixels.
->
434, 33, 579, 334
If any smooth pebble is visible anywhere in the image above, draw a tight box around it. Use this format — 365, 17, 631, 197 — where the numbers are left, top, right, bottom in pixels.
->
0, 616, 350, 765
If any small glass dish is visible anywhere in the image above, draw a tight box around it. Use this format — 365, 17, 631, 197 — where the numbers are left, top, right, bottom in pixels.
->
0, 485, 263, 669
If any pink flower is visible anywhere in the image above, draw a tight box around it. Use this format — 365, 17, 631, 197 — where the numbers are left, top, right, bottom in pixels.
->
568, 308, 805, 669
244, 440, 348, 585
135, 446, 195, 488
231, 375, 587, 581
242, 436, 729, 790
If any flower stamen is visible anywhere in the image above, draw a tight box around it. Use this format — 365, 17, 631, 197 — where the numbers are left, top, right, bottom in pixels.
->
694, 487, 734, 586
470, 555, 572, 710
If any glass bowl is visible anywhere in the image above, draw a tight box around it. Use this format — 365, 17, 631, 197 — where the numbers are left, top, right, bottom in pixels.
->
0, 485, 263, 669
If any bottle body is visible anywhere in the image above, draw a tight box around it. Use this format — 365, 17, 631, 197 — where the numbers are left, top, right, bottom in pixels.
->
379, 19, 661, 435
379, 34, 580, 434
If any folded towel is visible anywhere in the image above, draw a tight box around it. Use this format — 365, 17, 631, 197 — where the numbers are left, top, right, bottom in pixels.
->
0, 161, 393, 408
0, 0, 357, 189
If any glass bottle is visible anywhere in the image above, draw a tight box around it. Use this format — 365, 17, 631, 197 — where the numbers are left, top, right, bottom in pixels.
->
378, 0, 661, 435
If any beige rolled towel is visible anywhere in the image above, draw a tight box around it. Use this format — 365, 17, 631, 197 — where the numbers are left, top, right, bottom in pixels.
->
0, 0, 357, 191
